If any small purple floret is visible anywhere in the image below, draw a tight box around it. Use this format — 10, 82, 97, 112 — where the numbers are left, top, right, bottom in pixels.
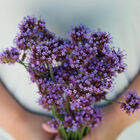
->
121, 90, 140, 115
0, 47, 20, 64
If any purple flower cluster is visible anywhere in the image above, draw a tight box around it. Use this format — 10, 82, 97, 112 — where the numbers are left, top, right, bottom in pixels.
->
121, 90, 140, 115
38, 80, 66, 111
30, 38, 70, 66
68, 24, 89, 43
48, 118, 62, 130
14, 16, 55, 50
1, 16, 133, 139
0, 47, 20, 64
48, 106, 103, 132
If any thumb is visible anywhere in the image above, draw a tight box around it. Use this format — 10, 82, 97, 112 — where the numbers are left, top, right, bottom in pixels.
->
54, 134, 62, 140
42, 123, 58, 134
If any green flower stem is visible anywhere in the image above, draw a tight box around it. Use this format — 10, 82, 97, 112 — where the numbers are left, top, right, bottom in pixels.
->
51, 106, 64, 121
65, 100, 70, 113
102, 98, 121, 104
19, 61, 70, 87
85, 127, 90, 135
59, 126, 68, 140
18, 61, 48, 77
79, 126, 86, 139
58, 126, 90, 140
18, 61, 122, 108
48, 64, 55, 82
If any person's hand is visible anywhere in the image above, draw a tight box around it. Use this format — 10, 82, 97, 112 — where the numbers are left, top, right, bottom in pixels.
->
42, 74, 140, 140
42, 104, 122, 140
82, 105, 121, 140
9, 111, 58, 140
23, 112, 57, 140
0, 81, 58, 140
42, 123, 61, 140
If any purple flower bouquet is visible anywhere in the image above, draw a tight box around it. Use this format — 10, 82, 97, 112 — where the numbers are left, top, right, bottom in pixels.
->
0, 16, 140, 140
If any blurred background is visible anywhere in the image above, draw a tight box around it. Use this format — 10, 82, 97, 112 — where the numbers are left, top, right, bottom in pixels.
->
0, 0, 140, 139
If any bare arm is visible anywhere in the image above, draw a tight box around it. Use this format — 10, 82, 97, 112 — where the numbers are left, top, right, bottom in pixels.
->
112, 73, 140, 136
82, 73, 140, 140
47, 73, 140, 140
0, 80, 26, 136
0, 80, 55, 140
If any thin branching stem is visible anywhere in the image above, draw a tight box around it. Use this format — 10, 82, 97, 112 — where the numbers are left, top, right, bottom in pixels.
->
102, 98, 121, 104
18, 61, 48, 77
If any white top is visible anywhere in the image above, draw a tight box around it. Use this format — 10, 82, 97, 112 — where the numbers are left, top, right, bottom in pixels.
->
0, 0, 140, 139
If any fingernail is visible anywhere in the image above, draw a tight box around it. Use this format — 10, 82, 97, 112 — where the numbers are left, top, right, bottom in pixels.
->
42, 123, 58, 133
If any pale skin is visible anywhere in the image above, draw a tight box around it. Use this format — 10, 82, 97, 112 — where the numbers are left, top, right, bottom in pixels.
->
0, 81, 57, 140
81, 73, 140, 140
43, 72, 140, 140
0, 72, 140, 140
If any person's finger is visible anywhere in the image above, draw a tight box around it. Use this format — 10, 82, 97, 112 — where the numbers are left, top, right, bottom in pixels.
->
82, 135, 90, 140
54, 134, 62, 140
42, 123, 58, 134
82, 132, 92, 140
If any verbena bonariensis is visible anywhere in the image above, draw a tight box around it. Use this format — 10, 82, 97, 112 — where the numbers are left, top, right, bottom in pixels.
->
0, 16, 140, 140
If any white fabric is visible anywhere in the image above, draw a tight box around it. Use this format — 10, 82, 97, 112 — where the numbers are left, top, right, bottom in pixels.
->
0, 0, 140, 139
0, 129, 14, 140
